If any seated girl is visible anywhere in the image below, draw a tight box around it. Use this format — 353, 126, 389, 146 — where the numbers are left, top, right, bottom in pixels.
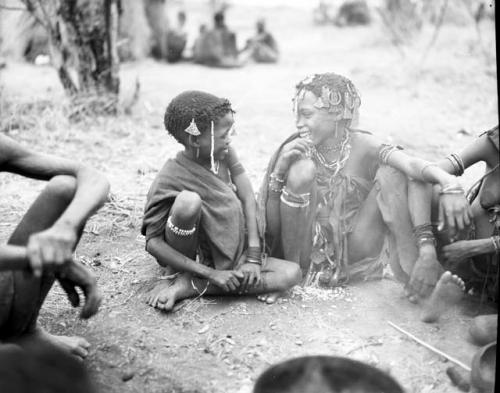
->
257, 72, 470, 309
142, 91, 301, 311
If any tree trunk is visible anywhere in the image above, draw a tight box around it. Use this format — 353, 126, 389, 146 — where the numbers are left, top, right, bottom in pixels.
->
21, 0, 121, 116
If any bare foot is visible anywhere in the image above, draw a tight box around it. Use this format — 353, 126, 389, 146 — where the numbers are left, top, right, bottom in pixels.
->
145, 278, 191, 312
421, 271, 465, 323
257, 292, 281, 304
17, 327, 91, 359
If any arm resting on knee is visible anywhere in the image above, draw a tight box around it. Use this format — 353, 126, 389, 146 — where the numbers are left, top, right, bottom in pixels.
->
0, 245, 28, 271
146, 236, 215, 279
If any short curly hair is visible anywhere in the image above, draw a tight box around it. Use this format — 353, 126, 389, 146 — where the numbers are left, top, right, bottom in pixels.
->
164, 90, 234, 145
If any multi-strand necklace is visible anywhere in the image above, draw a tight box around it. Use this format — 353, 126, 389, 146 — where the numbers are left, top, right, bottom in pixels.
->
311, 131, 351, 178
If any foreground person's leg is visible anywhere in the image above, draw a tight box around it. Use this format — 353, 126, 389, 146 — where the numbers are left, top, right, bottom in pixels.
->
2, 176, 91, 358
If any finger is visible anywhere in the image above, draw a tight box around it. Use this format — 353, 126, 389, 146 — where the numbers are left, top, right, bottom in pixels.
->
445, 209, 456, 236
437, 203, 445, 231
246, 272, 255, 290
41, 246, 56, 268
230, 275, 241, 289
59, 278, 80, 307
27, 245, 43, 278
227, 279, 237, 292
233, 270, 245, 279
240, 272, 249, 293
80, 278, 102, 319
455, 210, 465, 232
463, 206, 471, 227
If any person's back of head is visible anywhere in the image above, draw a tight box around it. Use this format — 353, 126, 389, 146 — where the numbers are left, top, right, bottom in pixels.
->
214, 11, 225, 28
253, 356, 404, 393
177, 11, 186, 26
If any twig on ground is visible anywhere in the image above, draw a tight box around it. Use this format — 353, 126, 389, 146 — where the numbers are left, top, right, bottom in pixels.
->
387, 321, 471, 372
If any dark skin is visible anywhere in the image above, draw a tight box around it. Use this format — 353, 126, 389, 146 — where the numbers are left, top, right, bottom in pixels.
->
267, 90, 470, 297
145, 113, 301, 310
0, 133, 109, 356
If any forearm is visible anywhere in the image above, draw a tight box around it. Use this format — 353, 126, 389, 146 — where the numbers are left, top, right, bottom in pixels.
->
466, 238, 498, 257
408, 180, 438, 256
0, 245, 28, 271
146, 237, 215, 278
55, 167, 110, 230
234, 175, 261, 248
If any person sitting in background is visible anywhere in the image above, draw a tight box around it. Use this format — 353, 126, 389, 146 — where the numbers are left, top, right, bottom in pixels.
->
166, 11, 188, 63
193, 12, 241, 68
0, 133, 109, 358
241, 19, 279, 64
142, 91, 301, 311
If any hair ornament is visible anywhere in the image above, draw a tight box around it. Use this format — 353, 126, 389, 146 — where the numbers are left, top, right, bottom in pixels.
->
185, 118, 201, 136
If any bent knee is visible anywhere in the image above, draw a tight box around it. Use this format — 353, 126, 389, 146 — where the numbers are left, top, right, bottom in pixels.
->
286, 159, 316, 193
375, 166, 407, 195
46, 175, 77, 202
171, 191, 202, 222
280, 262, 302, 289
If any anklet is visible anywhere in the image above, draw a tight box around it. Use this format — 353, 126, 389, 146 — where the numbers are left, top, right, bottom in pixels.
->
246, 246, 262, 265
167, 216, 196, 236
414, 223, 436, 246
191, 279, 209, 296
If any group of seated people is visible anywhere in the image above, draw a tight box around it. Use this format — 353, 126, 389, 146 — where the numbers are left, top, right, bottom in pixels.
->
166, 11, 279, 66
0, 72, 497, 390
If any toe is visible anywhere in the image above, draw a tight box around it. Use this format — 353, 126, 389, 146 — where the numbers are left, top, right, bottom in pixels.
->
79, 338, 90, 349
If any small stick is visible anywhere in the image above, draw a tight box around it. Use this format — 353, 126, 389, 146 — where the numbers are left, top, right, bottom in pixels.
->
387, 321, 471, 372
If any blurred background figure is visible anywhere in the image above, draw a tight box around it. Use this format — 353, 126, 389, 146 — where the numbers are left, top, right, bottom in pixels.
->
193, 11, 241, 68
241, 19, 279, 64
253, 355, 405, 393
166, 10, 188, 63
334, 0, 371, 26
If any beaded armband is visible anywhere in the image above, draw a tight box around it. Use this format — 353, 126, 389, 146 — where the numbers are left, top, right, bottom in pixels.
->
167, 216, 196, 236
378, 144, 403, 165
280, 187, 310, 208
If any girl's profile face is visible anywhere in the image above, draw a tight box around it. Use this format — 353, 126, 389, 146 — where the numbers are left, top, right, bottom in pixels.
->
197, 112, 235, 160
295, 90, 338, 145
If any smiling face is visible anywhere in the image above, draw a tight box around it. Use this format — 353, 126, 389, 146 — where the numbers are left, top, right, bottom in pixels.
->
196, 112, 234, 161
295, 90, 340, 145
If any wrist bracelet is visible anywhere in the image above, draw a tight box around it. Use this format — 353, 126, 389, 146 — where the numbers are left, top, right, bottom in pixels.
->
439, 183, 464, 195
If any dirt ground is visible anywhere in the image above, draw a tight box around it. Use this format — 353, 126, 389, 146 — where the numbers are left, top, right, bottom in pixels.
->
0, 2, 498, 393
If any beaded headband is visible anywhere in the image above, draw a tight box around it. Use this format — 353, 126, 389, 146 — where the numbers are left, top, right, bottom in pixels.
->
293, 74, 361, 120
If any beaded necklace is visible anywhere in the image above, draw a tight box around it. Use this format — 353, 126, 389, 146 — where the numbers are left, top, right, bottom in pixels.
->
311, 130, 351, 178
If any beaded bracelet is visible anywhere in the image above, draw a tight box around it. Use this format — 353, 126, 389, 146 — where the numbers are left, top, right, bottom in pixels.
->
439, 183, 465, 195
191, 279, 209, 296
269, 173, 285, 193
446, 153, 465, 176
246, 246, 263, 265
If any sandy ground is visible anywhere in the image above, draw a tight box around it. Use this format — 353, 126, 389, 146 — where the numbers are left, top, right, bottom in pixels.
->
0, 3, 498, 393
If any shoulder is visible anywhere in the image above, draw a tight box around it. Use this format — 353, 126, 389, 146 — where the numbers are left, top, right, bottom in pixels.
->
349, 129, 382, 155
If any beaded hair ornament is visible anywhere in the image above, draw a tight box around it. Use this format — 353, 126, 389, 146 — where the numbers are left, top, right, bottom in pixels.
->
184, 118, 218, 174
293, 74, 361, 120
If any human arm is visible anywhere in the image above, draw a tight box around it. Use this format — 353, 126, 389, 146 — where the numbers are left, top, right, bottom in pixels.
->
145, 236, 243, 292
373, 138, 471, 234
0, 134, 110, 276
228, 147, 262, 290
0, 244, 100, 318
442, 237, 499, 263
